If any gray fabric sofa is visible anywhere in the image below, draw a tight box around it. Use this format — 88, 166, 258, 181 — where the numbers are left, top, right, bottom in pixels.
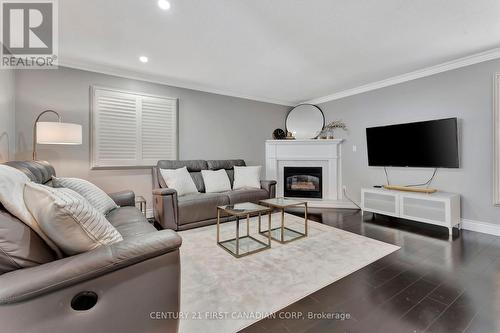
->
152, 160, 277, 230
0, 161, 182, 333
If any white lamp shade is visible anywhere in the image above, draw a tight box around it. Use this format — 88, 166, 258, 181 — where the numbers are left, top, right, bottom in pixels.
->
36, 122, 82, 145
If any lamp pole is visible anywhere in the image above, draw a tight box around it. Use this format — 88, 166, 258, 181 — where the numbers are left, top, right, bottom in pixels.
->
32, 110, 62, 160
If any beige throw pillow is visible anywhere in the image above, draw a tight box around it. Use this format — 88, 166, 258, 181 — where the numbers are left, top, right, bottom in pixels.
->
201, 169, 231, 193
160, 166, 199, 196
24, 182, 123, 256
0, 165, 62, 258
233, 166, 262, 190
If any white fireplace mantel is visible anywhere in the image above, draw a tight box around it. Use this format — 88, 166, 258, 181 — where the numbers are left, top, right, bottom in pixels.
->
265, 139, 356, 209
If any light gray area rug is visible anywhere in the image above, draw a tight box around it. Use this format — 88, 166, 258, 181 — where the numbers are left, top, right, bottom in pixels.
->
178, 213, 399, 333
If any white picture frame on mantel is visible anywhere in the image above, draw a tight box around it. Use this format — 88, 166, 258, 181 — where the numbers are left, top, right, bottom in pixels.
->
493, 74, 500, 205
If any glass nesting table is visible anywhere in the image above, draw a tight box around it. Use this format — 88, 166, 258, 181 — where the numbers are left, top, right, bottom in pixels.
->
259, 198, 308, 243
217, 202, 272, 258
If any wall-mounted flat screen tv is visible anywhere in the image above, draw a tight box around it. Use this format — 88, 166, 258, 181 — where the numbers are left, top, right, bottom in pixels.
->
366, 118, 459, 168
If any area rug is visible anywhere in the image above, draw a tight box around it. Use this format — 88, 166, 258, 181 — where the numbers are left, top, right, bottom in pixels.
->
178, 212, 399, 333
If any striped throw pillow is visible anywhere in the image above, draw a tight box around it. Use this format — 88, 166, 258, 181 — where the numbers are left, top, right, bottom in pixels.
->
24, 182, 123, 255
52, 177, 118, 215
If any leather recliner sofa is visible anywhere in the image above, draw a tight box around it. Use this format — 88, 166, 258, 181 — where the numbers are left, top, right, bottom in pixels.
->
0, 161, 182, 333
152, 160, 277, 230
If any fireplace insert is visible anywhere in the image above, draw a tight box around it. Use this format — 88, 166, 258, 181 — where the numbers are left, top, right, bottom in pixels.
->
284, 167, 322, 198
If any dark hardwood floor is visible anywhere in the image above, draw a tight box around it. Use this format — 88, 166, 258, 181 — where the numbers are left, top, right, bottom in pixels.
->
241, 209, 500, 333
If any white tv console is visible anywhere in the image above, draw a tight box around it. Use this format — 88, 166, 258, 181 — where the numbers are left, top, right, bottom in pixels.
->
361, 188, 461, 236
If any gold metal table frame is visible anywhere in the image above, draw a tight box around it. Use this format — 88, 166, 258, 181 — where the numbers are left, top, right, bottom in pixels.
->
216, 204, 272, 258
258, 198, 308, 244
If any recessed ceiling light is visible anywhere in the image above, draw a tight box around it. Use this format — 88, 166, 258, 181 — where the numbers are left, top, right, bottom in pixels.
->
139, 56, 149, 63
158, 0, 171, 10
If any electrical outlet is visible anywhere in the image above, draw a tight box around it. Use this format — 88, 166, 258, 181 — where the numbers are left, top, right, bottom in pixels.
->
352, 145, 357, 152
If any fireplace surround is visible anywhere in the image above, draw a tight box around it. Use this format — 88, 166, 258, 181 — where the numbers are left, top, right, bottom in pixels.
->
265, 139, 356, 208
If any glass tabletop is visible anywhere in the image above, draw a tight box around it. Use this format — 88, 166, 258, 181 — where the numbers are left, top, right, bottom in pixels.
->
218, 202, 270, 216
260, 197, 307, 208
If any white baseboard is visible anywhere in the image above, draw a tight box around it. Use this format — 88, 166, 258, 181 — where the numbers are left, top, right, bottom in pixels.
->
461, 218, 500, 236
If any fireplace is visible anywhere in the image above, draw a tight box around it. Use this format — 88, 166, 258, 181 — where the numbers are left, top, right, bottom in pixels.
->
284, 167, 322, 199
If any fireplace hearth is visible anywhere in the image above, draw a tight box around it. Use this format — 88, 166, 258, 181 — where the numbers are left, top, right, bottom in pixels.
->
284, 167, 322, 199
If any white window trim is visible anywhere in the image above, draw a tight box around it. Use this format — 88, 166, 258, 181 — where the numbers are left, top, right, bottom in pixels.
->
90, 85, 179, 169
494, 74, 500, 205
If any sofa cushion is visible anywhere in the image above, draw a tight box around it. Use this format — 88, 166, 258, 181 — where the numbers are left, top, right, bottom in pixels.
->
106, 206, 156, 237
178, 193, 229, 225
206, 159, 246, 171
0, 206, 56, 275
207, 160, 246, 187
189, 172, 206, 193
158, 160, 208, 172
223, 188, 269, 205
4, 160, 55, 184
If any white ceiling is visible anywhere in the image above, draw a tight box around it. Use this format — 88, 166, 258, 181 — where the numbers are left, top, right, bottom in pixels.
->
59, 0, 500, 106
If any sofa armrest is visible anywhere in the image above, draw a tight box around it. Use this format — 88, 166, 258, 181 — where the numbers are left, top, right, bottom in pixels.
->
260, 180, 277, 198
0, 230, 182, 304
109, 190, 135, 207
153, 188, 179, 230
153, 188, 177, 196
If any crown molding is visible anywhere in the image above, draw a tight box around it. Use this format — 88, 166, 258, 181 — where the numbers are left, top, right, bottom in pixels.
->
304, 47, 500, 105
58, 58, 295, 107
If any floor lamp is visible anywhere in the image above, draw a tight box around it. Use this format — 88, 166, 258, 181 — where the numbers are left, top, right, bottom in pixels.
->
32, 110, 82, 160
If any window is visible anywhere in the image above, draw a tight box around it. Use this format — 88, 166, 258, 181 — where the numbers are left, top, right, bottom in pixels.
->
91, 86, 178, 168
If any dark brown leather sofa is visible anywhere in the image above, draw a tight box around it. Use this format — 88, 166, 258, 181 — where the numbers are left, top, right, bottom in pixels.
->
0, 161, 182, 333
152, 160, 277, 230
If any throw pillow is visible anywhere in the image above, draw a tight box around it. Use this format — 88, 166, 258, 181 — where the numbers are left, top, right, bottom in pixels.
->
201, 169, 231, 193
24, 182, 123, 256
160, 166, 199, 196
233, 166, 262, 190
52, 177, 118, 215
0, 165, 62, 258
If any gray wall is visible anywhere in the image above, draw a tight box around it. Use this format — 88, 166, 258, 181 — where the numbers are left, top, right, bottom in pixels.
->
319, 58, 500, 226
14, 67, 289, 209
0, 70, 15, 162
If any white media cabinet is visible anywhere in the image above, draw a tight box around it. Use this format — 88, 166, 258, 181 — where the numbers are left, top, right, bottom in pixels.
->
361, 188, 461, 236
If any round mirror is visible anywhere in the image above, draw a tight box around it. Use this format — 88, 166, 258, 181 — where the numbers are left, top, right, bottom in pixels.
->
286, 104, 325, 139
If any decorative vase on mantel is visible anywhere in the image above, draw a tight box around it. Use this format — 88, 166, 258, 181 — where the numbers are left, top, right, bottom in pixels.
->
320, 120, 347, 139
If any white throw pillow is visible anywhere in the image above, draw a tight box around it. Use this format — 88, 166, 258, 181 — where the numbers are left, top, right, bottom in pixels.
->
0, 165, 62, 258
160, 166, 199, 196
233, 166, 262, 190
24, 182, 123, 256
52, 176, 118, 215
201, 169, 231, 193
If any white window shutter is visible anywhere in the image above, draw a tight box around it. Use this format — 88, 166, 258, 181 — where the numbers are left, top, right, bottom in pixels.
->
91, 87, 178, 168
141, 96, 178, 164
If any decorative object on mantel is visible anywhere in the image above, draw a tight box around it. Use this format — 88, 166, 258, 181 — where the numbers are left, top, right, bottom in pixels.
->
285, 104, 325, 139
285, 131, 296, 140
319, 120, 347, 139
272, 128, 286, 140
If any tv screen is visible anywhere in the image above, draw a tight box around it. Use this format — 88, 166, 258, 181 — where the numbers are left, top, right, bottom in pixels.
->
366, 118, 459, 168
